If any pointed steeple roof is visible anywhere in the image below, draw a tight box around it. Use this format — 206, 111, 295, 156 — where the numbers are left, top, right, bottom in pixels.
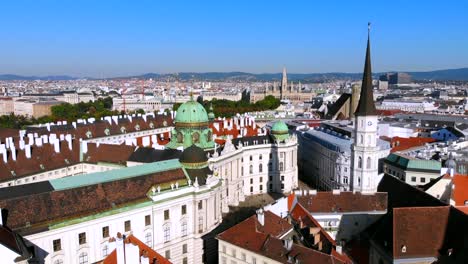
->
355, 23, 377, 116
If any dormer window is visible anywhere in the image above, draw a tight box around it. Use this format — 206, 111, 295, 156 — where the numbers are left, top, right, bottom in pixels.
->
401, 245, 407, 253
65, 159, 70, 165
120, 126, 126, 133
104, 128, 110, 136
86, 131, 92, 138
149, 122, 155, 128
135, 124, 140, 131
40, 164, 45, 170
10, 171, 16, 176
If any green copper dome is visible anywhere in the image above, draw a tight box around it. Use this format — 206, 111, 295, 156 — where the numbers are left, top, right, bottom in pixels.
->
271, 121, 289, 134
271, 121, 289, 142
175, 99, 209, 127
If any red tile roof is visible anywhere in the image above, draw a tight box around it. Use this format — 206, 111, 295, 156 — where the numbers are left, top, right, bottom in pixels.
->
296, 192, 388, 213
392, 206, 450, 259
452, 174, 468, 206
217, 211, 346, 264
389, 136, 436, 153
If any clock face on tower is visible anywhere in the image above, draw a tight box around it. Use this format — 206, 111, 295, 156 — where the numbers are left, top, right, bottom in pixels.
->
367, 121, 373, 126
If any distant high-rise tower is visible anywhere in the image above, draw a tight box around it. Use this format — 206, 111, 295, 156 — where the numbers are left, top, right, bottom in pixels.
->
351, 24, 379, 193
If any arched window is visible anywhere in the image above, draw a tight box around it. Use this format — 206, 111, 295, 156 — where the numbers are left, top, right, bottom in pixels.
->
241, 166, 244, 176
279, 162, 284, 171
367, 157, 372, 169
249, 165, 253, 174
164, 224, 171, 242
102, 245, 108, 257
358, 156, 362, 169
145, 232, 152, 247
250, 155, 253, 161
360, 135, 364, 144
259, 164, 263, 173
78, 252, 88, 264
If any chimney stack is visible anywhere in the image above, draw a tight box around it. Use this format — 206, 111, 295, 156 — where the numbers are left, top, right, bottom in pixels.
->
256, 208, 265, 226
10, 146, 16, 161
35, 137, 43, 147
25, 145, 31, 159
54, 139, 60, 153
336, 245, 343, 255
65, 134, 72, 150
0, 145, 7, 163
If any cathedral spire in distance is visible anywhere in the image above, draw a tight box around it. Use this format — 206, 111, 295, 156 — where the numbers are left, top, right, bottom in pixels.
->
281, 66, 288, 92
354, 23, 377, 116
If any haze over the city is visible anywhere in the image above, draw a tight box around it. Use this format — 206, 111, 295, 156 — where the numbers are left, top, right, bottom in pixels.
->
1, 0, 468, 78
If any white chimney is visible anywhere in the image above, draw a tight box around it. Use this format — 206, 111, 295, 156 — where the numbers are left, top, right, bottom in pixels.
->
0, 145, 7, 163
42, 135, 48, 144
19, 140, 25, 150
256, 208, 265, 226
59, 134, 65, 141
54, 140, 60, 153
72, 122, 77, 129
5, 138, 9, 149
46, 123, 51, 131
25, 145, 31, 159
34, 133, 38, 138
336, 245, 343, 255
81, 140, 88, 154
10, 146, 16, 161
35, 137, 43, 147
65, 134, 72, 150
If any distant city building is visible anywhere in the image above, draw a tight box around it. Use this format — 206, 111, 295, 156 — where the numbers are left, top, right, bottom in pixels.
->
379, 72, 412, 84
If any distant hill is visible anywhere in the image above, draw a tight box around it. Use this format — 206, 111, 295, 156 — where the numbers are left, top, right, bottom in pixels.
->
0, 74, 76, 81
407, 68, 468, 81
2, 67, 468, 81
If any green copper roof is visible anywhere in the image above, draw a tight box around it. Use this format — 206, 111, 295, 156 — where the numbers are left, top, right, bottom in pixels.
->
175, 99, 209, 124
386, 153, 441, 171
50, 159, 182, 191
271, 121, 289, 133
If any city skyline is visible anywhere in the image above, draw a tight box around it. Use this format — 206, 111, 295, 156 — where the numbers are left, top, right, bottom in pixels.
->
1, 0, 467, 77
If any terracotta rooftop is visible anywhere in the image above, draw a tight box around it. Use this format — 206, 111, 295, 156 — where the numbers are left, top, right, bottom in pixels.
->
452, 174, 468, 206
217, 211, 347, 264
392, 206, 450, 259
389, 136, 436, 153
296, 191, 387, 213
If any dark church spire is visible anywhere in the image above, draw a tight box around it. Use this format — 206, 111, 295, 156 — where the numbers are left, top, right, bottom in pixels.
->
354, 23, 377, 116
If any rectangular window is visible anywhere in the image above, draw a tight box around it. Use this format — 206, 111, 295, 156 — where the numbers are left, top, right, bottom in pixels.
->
53, 239, 61, 252
181, 205, 187, 215
281, 175, 285, 181
241, 253, 246, 261
222, 245, 226, 253
164, 210, 170, 220
222, 257, 227, 264
198, 200, 203, 210
231, 249, 236, 258
411, 177, 417, 182
102, 226, 109, 238
183, 244, 188, 254
421, 178, 426, 183
281, 183, 284, 190
165, 250, 171, 260
250, 178, 253, 184
124, 220, 131, 232
78, 232, 86, 245
260, 185, 263, 191
269, 184, 273, 191
199, 216, 204, 233
183, 257, 188, 264
252, 257, 256, 264
181, 221, 187, 236
164, 225, 170, 242
260, 177, 263, 182
250, 186, 253, 193
145, 215, 151, 226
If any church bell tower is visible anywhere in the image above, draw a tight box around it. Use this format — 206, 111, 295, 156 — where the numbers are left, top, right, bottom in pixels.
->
351, 24, 379, 193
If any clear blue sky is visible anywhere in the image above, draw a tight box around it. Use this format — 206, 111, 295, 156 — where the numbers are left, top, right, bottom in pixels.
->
1, 0, 467, 77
